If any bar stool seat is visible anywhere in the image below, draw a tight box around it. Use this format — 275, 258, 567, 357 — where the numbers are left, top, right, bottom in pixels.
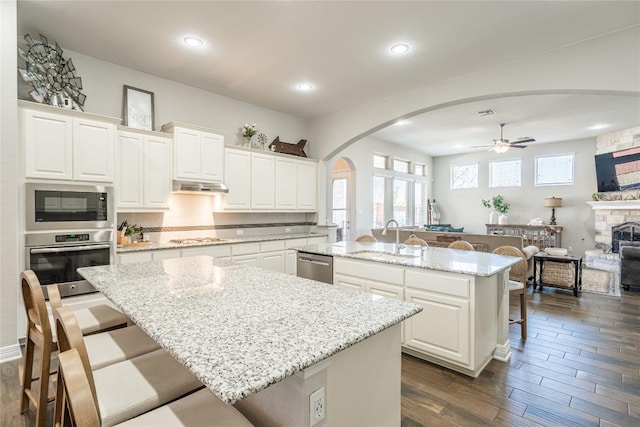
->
492, 246, 528, 340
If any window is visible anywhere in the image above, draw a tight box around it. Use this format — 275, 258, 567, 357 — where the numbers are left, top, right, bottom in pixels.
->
393, 178, 409, 226
535, 153, 574, 186
414, 181, 426, 226
373, 154, 387, 169
450, 162, 478, 189
372, 155, 429, 228
490, 158, 521, 188
372, 176, 386, 228
393, 159, 409, 173
332, 178, 347, 232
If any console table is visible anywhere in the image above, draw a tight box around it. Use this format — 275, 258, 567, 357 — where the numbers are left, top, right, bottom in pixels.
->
533, 252, 582, 297
486, 224, 563, 251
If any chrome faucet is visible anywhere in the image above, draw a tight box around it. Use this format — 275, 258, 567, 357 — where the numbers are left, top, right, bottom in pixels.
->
382, 219, 404, 255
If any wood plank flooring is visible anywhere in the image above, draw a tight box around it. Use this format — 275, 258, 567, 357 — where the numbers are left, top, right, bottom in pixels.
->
401, 288, 640, 427
1, 288, 638, 427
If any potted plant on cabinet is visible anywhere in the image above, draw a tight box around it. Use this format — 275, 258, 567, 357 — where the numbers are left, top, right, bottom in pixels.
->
482, 195, 510, 224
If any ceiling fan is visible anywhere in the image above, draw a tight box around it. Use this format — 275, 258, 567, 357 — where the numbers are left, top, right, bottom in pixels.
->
472, 123, 536, 153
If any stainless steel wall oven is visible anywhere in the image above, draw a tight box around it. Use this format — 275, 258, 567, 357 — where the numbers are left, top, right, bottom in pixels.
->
25, 230, 113, 299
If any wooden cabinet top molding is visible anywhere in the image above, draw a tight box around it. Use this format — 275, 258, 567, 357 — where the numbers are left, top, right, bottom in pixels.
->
19, 99, 120, 124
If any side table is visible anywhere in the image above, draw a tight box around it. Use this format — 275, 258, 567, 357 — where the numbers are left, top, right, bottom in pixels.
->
533, 253, 582, 297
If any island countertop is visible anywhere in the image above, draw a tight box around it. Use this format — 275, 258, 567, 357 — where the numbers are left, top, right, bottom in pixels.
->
296, 241, 520, 277
78, 256, 421, 404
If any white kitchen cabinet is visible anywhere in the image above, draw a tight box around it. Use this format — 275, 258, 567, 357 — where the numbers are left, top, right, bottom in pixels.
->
232, 254, 261, 266
151, 249, 182, 260
285, 250, 297, 275
296, 160, 317, 210
261, 251, 285, 272
73, 118, 116, 182
275, 157, 297, 209
334, 272, 366, 291
366, 280, 404, 301
251, 153, 275, 209
163, 122, 224, 183
181, 245, 231, 260
404, 287, 470, 365
116, 129, 172, 210
22, 103, 117, 182
117, 252, 153, 264
222, 147, 318, 213
224, 148, 251, 209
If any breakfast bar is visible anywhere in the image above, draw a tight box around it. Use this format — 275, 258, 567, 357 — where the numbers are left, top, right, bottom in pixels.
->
78, 256, 421, 426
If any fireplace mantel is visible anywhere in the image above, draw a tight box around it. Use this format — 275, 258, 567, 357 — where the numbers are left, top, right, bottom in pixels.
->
587, 201, 640, 210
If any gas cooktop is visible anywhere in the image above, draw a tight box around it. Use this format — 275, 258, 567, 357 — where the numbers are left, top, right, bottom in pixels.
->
169, 237, 225, 245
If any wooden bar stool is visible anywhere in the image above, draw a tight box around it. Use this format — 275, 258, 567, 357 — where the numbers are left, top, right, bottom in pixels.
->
447, 240, 475, 251
355, 234, 377, 242
56, 348, 253, 427
19, 271, 151, 427
492, 246, 528, 340
53, 306, 205, 427
404, 234, 428, 246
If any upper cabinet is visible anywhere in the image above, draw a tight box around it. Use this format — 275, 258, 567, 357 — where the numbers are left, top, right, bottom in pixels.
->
21, 102, 118, 182
223, 146, 317, 212
116, 128, 172, 210
162, 122, 224, 183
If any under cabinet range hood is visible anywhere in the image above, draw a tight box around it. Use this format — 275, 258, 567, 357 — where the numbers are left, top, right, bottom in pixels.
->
172, 180, 229, 194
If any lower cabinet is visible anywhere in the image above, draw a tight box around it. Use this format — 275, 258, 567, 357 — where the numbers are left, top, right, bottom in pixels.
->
116, 236, 328, 275
404, 287, 470, 365
333, 257, 483, 375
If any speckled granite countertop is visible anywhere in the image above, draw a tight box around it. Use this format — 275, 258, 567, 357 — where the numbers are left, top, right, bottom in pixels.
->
78, 256, 421, 404
296, 241, 520, 277
117, 233, 327, 253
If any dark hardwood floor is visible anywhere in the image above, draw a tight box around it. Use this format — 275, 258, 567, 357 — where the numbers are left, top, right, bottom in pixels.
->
2, 288, 639, 427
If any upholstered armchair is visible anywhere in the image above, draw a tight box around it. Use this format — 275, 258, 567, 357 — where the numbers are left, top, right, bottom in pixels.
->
619, 240, 640, 290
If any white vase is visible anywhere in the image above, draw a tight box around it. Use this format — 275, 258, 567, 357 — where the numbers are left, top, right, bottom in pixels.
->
489, 211, 498, 224
498, 214, 508, 225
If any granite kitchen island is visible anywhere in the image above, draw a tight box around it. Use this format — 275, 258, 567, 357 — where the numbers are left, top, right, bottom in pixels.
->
78, 256, 421, 427
296, 241, 522, 377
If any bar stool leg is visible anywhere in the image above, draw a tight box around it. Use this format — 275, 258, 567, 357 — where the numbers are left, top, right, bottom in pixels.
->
520, 291, 527, 340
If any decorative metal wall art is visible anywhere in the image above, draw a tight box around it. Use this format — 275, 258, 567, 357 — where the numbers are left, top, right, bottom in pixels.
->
18, 34, 86, 110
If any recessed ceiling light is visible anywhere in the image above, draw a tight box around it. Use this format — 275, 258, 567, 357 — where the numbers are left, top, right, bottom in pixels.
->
184, 37, 203, 48
390, 43, 410, 55
588, 124, 609, 130
394, 120, 409, 126
296, 83, 314, 92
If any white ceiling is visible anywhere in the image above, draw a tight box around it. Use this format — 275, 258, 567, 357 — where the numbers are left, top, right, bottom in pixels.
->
16, 1, 640, 157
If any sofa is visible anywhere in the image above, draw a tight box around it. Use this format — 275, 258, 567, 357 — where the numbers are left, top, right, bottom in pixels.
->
371, 227, 540, 276
619, 240, 640, 291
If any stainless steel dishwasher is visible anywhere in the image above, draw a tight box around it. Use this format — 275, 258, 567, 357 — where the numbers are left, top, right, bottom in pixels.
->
296, 251, 333, 284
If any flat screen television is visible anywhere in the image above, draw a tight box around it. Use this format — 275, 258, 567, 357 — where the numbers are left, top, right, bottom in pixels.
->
595, 147, 640, 192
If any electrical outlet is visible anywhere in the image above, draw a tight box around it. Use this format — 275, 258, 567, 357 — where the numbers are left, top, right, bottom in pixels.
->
285, 227, 291, 233
309, 387, 325, 425
236, 229, 244, 235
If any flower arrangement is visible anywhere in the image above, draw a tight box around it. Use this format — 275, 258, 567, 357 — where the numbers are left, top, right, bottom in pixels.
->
241, 123, 257, 138
481, 195, 510, 214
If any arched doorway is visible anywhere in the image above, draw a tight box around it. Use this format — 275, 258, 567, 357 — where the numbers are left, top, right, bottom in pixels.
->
331, 157, 355, 242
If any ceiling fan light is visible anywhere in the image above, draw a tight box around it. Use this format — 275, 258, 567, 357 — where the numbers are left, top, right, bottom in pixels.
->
494, 144, 510, 154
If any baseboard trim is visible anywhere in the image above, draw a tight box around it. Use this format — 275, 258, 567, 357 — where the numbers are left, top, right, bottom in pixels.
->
493, 341, 512, 362
0, 343, 21, 363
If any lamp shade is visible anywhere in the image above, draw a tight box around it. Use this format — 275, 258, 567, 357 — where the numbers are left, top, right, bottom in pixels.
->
544, 197, 563, 208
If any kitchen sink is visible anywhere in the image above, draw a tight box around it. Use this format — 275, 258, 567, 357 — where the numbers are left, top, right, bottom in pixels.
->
347, 250, 419, 262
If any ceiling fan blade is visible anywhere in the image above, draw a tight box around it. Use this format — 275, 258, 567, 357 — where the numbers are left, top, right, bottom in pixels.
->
510, 138, 535, 144
470, 144, 493, 148
509, 145, 527, 149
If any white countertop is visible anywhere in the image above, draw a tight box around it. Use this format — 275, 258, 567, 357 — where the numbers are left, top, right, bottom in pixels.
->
296, 241, 520, 277
116, 232, 327, 253
78, 256, 421, 404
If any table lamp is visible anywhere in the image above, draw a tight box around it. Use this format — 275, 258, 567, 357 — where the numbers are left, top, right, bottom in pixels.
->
544, 197, 562, 225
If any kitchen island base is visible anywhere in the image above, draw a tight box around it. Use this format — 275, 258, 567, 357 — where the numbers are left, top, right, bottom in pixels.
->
234, 324, 402, 427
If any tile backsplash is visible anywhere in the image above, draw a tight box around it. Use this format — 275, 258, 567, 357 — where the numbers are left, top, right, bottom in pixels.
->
117, 194, 318, 242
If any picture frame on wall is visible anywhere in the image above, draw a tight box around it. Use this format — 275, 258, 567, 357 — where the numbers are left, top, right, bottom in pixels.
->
122, 85, 155, 131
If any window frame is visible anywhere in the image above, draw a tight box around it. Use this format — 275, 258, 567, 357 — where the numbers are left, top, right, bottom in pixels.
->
450, 162, 479, 190
489, 157, 522, 188
534, 152, 575, 186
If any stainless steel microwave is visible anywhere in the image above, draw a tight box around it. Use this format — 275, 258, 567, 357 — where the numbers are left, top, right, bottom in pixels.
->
25, 183, 114, 231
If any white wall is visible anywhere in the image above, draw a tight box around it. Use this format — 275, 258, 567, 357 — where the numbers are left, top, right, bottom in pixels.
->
327, 136, 433, 238
1, 0, 20, 357
21, 49, 309, 149
432, 138, 596, 256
